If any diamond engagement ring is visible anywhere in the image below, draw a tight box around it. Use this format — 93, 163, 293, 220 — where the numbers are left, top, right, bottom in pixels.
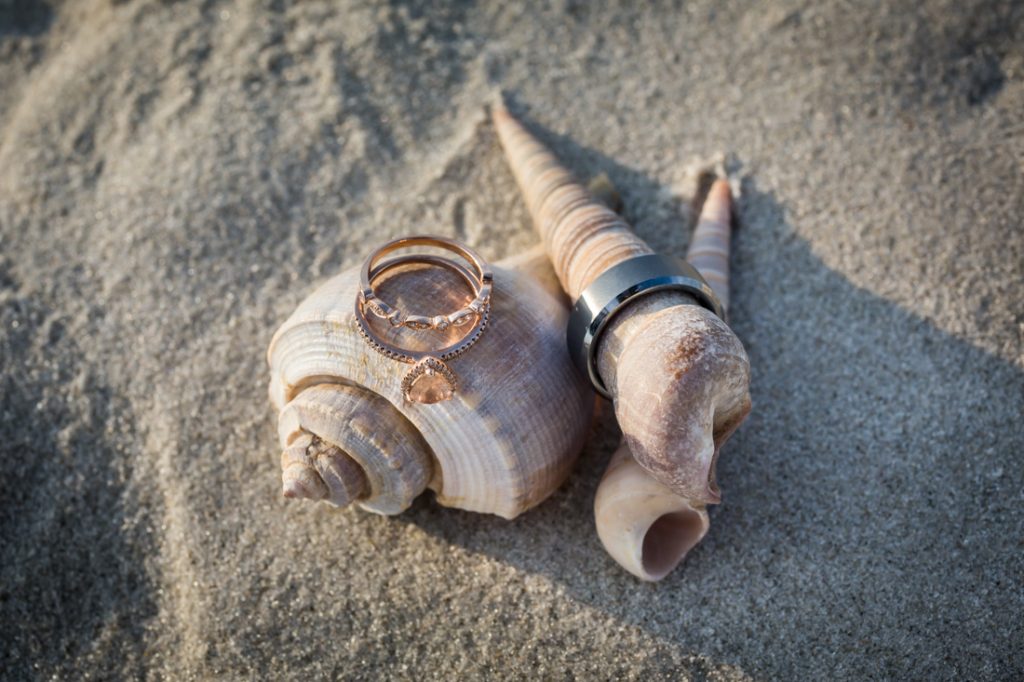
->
354, 235, 492, 403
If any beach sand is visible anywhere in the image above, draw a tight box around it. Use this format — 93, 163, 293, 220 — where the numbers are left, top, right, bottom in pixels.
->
1, 0, 1021, 678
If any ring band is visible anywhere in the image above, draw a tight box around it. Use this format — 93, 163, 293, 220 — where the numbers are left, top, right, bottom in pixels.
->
370, 255, 478, 300
354, 238, 492, 404
359, 235, 492, 331
566, 253, 724, 398
355, 254, 489, 365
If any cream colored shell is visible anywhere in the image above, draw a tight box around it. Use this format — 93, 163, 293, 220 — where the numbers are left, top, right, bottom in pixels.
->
594, 443, 710, 581
268, 258, 593, 519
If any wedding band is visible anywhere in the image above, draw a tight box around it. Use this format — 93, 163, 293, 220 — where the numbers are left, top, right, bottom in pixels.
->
566, 253, 724, 398
359, 235, 492, 332
369, 254, 478, 298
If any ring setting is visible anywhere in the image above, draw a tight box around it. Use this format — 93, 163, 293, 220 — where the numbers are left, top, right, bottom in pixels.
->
400, 357, 459, 404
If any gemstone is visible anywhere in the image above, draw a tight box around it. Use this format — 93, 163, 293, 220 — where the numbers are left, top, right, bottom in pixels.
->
406, 369, 455, 403
403, 358, 457, 403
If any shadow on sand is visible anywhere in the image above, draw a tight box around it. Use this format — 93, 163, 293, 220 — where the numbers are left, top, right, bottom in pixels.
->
391, 110, 1024, 679
0, 1, 53, 39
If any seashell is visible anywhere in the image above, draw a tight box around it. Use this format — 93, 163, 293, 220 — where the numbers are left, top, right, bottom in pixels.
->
491, 106, 653, 301
594, 442, 710, 581
493, 103, 751, 578
594, 179, 742, 580
595, 292, 750, 504
279, 383, 426, 514
268, 253, 593, 519
685, 179, 733, 313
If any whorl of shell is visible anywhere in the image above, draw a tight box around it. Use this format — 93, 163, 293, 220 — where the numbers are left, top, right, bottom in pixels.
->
595, 294, 750, 504
594, 442, 710, 581
686, 179, 733, 313
268, 258, 593, 519
491, 106, 652, 300
492, 103, 751, 507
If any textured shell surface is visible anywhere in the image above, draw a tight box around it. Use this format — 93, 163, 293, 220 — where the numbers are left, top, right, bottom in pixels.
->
493, 102, 752, 580
268, 259, 593, 519
594, 442, 710, 581
597, 298, 751, 503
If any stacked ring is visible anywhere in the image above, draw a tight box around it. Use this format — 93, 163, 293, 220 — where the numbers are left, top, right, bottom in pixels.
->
354, 235, 492, 404
359, 235, 492, 332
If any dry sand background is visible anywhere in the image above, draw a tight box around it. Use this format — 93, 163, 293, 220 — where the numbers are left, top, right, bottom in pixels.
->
1, 0, 1022, 679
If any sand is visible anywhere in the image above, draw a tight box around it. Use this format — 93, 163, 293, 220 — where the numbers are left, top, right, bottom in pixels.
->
1, 0, 1022, 679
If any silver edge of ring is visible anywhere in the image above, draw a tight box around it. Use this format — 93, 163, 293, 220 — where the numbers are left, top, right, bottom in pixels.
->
567, 254, 723, 399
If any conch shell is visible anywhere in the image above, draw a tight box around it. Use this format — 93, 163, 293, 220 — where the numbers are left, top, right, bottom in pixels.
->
493, 103, 751, 579
268, 251, 593, 518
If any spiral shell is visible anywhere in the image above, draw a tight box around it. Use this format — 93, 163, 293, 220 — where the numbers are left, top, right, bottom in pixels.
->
594, 442, 710, 581
593, 180, 747, 579
492, 106, 651, 299
686, 179, 733, 312
493, 102, 751, 579
268, 256, 593, 519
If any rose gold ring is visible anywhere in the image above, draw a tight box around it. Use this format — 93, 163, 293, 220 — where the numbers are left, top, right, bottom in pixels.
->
358, 235, 492, 331
353, 238, 492, 404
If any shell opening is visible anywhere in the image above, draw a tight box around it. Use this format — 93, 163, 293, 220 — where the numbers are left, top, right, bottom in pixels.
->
641, 510, 707, 580
705, 392, 753, 502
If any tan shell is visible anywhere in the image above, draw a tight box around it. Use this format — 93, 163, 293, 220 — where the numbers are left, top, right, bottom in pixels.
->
268, 255, 593, 519
596, 299, 750, 504
279, 384, 427, 514
594, 442, 709, 581
686, 179, 734, 312
491, 106, 652, 301
493, 103, 751, 578
594, 181, 747, 579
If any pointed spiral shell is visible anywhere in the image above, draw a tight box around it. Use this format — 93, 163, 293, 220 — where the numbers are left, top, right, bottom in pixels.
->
687, 179, 733, 313
492, 105, 652, 299
493, 102, 751, 579
493, 103, 750, 501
